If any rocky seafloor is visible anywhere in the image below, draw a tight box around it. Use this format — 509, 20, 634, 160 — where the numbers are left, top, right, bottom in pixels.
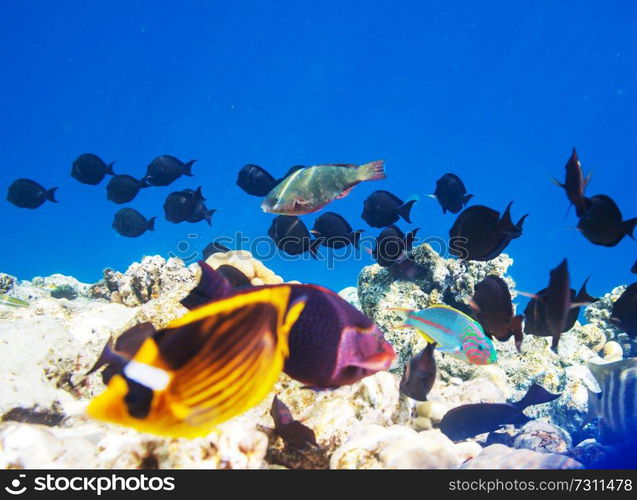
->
0, 246, 631, 469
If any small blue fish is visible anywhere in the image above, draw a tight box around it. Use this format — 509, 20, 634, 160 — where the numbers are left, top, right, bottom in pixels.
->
393, 304, 497, 365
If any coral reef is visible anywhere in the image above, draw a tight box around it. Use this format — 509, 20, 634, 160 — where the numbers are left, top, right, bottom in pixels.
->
0, 245, 631, 469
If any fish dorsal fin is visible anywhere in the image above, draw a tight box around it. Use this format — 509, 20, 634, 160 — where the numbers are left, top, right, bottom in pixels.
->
325, 163, 357, 168
180, 261, 235, 310
575, 276, 598, 304
513, 383, 561, 409
497, 202, 517, 233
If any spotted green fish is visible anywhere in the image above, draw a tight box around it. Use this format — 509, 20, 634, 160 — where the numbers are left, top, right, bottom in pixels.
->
393, 304, 497, 365
261, 160, 386, 215
586, 358, 637, 445
0, 294, 29, 308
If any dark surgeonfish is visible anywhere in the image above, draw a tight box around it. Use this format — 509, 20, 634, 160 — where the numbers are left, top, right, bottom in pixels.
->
112, 208, 156, 238
311, 212, 363, 249
586, 358, 637, 445
72, 153, 115, 185
439, 384, 561, 441
372, 225, 419, 268
399, 342, 436, 401
236, 164, 278, 196
270, 396, 317, 449
144, 155, 195, 186
236, 164, 307, 197
268, 215, 322, 257
262, 160, 386, 215
106, 175, 148, 204
431, 173, 472, 214
88, 286, 308, 437
469, 276, 524, 351
164, 188, 215, 225
632, 259, 637, 274
449, 202, 528, 261
202, 241, 231, 260
523, 260, 597, 352
610, 283, 637, 337
7, 179, 57, 209
361, 190, 417, 228
552, 148, 591, 217
524, 277, 597, 341
577, 194, 636, 247
180, 263, 396, 388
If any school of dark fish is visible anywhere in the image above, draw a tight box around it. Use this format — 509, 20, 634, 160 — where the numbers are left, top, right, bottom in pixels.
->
5, 147, 636, 456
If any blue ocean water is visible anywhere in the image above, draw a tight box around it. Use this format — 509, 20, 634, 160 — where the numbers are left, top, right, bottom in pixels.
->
1, 1, 635, 301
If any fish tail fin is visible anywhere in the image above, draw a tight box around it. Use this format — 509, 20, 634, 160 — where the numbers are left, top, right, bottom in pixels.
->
183, 160, 196, 177
623, 218, 637, 239
514, 383, 561, 410
195, 186, 206, 200
575, 276, 599, 304
46, 187, 58, 203
204, 209, 216, 226
146, 217, 157, 231
138, 177, 150, 188
358, 160, 386, 182
398, 199, 418, 223
388, 308, 437, 344
350, 230, 364, 249
106, 161, 116, 176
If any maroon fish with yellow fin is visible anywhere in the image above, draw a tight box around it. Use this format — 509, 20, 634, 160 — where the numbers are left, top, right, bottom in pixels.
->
261, 160, 386, 215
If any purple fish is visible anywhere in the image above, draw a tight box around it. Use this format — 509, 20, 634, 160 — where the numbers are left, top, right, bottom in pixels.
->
180, 262, 397, 388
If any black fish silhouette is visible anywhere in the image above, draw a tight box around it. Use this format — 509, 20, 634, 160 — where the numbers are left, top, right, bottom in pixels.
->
361, 190, 417, 228
112, 208, 156, 237
202, 241, 231, 260
522, 260, 597, 351
449, 202, 528, 261
552, 148, 590, 217
72, 153, 115, 185
399, 342, 436, 401
7, 179, 57, 209
577, 194, 636, 247
270, 396, 318, 449
432, 173, 472, 214
144, 155, 195, 186
106, 175, 148, 204
610, 283, 637, 338
469, 276, 524, 351
312, 212, 363, 249
268, 215, 322, 257
372, 224, 419, 269
439, 384, 561, 441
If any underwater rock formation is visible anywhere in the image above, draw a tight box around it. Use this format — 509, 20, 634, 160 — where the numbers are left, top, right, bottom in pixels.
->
356, 243, 624, 441
0, 248, 631, 469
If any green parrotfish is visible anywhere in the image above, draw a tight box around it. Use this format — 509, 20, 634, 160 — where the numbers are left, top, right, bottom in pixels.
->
261, 160, 386, 215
